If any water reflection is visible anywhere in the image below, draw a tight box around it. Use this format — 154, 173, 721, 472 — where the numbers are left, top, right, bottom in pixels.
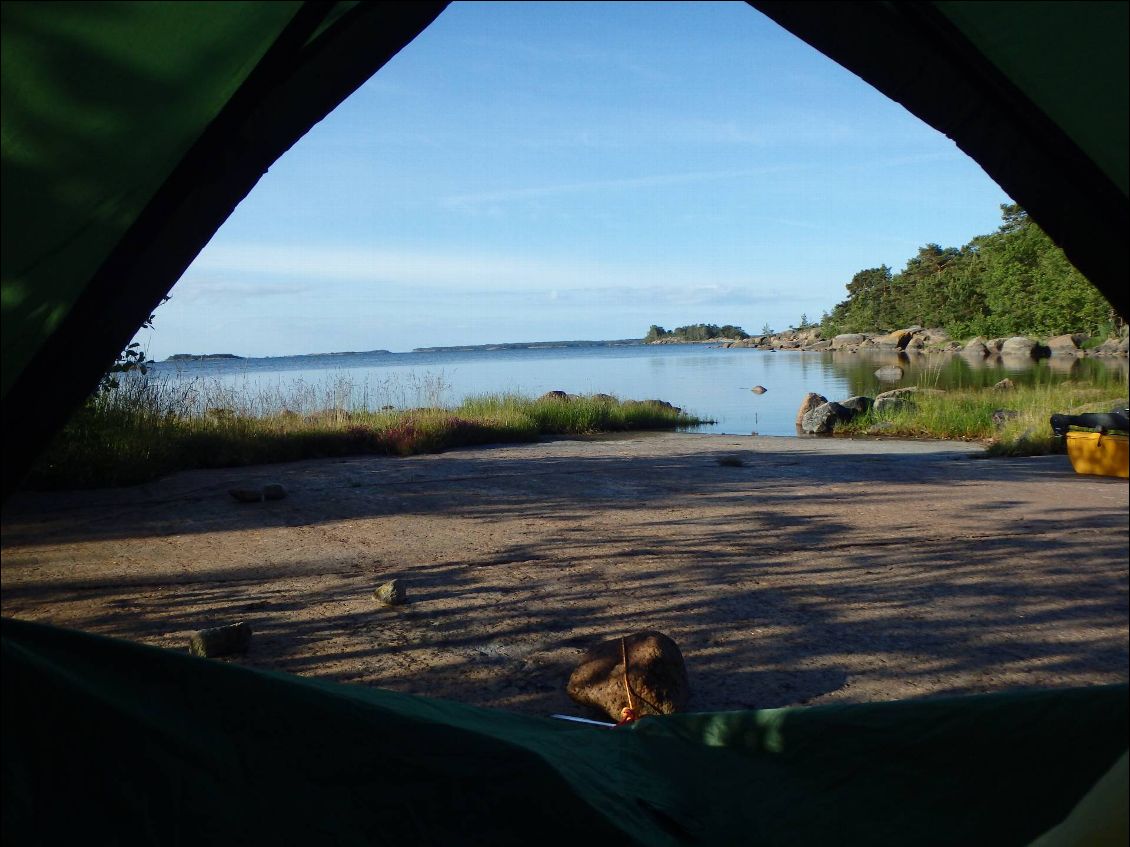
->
826, 350, 1126, 397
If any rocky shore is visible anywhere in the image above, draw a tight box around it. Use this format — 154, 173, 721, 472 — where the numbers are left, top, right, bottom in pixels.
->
719, 325, 1129, 359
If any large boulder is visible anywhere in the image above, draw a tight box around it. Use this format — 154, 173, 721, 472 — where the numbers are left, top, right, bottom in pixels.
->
830, 333, 866, 350
1001, 336, 1042, 359
1046, 334, 1081, 356
1090, 336, 1128, 356
801, 401, 853, 434
904, 335, 927, 352
962, 337, 990, 358
839, 396, 874, 416
262, 483, 287, 501
875, 328, 913, 349
623, 399, 681, 413
566, 631, 689, 720
795, 392, 827, 428
873, 386, 945, 415
875, 387, 920, 400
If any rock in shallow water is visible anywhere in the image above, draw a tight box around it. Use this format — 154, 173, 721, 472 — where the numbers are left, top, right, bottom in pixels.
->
795, 392, 827, 429
801, 401, 853, 434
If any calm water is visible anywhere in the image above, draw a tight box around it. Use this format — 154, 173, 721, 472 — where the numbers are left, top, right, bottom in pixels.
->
149, 345, 1128, 437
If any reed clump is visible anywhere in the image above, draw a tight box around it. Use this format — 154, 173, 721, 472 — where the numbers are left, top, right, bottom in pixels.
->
27, 376, 704, 489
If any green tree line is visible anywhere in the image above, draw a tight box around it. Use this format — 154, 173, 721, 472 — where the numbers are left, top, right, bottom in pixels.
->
820, 205, 1121, 339
645, 323, 749, 342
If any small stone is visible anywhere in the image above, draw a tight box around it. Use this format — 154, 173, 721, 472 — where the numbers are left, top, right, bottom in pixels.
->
992, 409, 1019, 428
374, 579, 407, 606
262, 483, 287, 501
189, 621, 252, 657
750, 385, 767, 394
874, 365, 904, 382
566, 631, 689, 721
229, 488, 263, 503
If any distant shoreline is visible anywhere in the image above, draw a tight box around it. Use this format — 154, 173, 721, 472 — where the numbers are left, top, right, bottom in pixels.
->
165, 353, 243, 361
163, 340, 647, 362
412, 339, 644, 353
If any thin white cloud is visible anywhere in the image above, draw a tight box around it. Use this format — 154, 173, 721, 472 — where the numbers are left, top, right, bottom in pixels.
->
439, 163, 808, 209
178, 242, 811, 306
547, 284, 786, 308
171, 277, 313, 303
187, 244, 581, 288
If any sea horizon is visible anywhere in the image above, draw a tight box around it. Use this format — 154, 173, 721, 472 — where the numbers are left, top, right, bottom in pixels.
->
162, 336, 651, 362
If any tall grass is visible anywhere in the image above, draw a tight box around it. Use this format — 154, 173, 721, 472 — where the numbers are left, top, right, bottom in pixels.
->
838, 381, 1127, 455
27, 375, 706, 489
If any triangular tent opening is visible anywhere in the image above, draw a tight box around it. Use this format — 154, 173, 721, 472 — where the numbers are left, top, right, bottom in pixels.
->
2, 3, 1126, 843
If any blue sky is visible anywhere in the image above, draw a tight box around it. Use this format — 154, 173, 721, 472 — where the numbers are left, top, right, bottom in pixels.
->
144, 1, 1012, 358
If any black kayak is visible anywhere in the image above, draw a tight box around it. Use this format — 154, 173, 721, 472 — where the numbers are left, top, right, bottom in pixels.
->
1050, 409, 1130, 436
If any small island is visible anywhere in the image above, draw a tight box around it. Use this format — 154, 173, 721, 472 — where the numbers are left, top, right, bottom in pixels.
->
165, 353, 243, 361
645, 324, 750, 343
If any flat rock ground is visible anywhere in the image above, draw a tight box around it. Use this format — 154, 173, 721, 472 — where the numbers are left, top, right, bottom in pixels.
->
2, 434, 1127, 718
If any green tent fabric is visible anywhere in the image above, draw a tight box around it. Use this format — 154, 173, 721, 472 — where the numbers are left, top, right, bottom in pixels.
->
2, 3, 1128, 843
752, 2, 1128, 318
3, 618, 1126, 845
1, 1, 448, 498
